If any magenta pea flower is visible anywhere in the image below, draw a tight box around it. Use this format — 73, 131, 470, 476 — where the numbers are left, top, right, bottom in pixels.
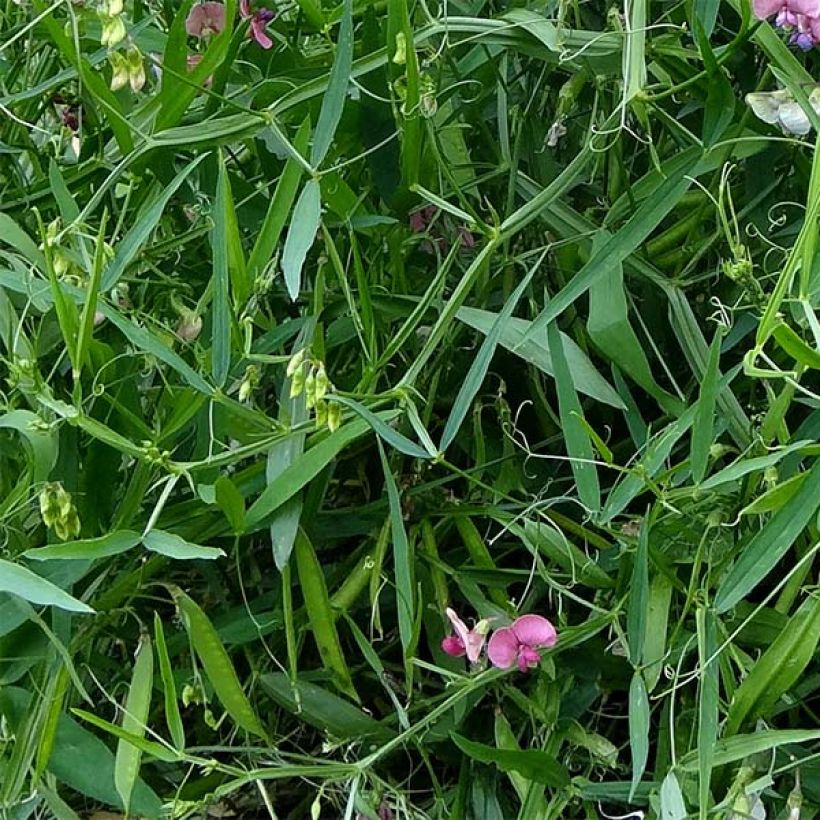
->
753, 0, 820, 45
240, 0, 275, 49
441, 608, 489, 663
487, 614, 557, 672
185, 1, 226, 37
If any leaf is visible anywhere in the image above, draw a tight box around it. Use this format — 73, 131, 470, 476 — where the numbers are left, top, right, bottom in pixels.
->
260, 673, 394, 740
377, 440, 415, 658
690, 329, 722, 483
331, 395, 430, 459
0, 410, 57, 482
294, 530, 359, 701
586, 233, 682, 414
699, 440, 811, 490
212, 153, 232, 388
450, 733, 571, 788
697, 607, 719, 814
247, 118, 311, 279
102, 158, 206, 290
24, 531, 141, 561
441, 259, 537, 451
172, 587, 267, 739
154, 613, 185, 751
677, 729, 820, 772
214, 476, 246, 534
143, 530, 225, 560
628, 672, 650, 801
547, 320, 600, 513
627, 520, 650, 666
715, 459, 820, 613
246, 414, 394, 530
0, 560, 93, 614
310, 0, 353, 166
281, 179, 321, 301
0, 687, 161, 816
520, 151, 700, 339
114, 634, 154, 814
726, 594, 820, 734
0, 213, 44, 268
659, 771, 687, 820
456, 308, 624, 408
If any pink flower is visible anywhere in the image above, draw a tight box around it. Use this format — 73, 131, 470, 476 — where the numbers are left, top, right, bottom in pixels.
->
186, 53, 214, 87
409, 205, 437, 233
790, 13, 820, 46
185, 2, 226, 37
240, 0, 275, 49
440, 608, 487, 663
487, 614, 557, 672
753, 0, 820, 19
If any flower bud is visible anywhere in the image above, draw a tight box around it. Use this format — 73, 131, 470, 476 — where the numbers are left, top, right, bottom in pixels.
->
109, 51, 129, 91
107, 0, 124, 16
101, 14, 127, 46
313, 363, 328, 402
127, 47, 146, 92
304, 367, 316, 409
175, 310, 202, 342
289, 366, 305, 398
286, 348, 305, 378
314, 399, 328, 429
327, 402, 342, 432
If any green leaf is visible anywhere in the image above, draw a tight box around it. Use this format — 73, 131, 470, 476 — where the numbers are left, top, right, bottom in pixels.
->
677, 729, 820, 772
154, 613, 185, 751
247, 118, 311, 279
143, 530, 225, 560
451, 733, 571, 788
114, 633, 154, 813
0, 687, 161, 816
260, 673, 394, 740
378, 439, 415, 657
520, 152, 700, 339
715, 459, 820, 613
102, 158, 206, 290
246, 414, 393, 530
0, 560, 93, 614
547, 320, 600, 513
628, 672, 650, 801
690, 329, 722, 483
726, 594, 820, 734
212, 152, 232, 388
456, 308, 625, 408
441, 259, 537, 451
282, 179, 321, 301
24, 531, 141, 561
294, 530, 359, 701
586, 232, 682, 415
0, 410, 57, 482
310, 0, 353, 167
215, 476, 246, 534
627, 520, 649, 666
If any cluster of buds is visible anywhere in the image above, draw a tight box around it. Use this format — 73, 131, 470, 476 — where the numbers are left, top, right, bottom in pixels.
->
109, 46, 146, 92
39, 482, 81, 541
99, 0, 126, 46
238, 364, 260, 403
286, 349, 341, 431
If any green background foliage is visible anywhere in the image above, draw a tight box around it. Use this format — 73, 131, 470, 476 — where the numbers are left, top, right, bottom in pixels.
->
1, 0, 819, 814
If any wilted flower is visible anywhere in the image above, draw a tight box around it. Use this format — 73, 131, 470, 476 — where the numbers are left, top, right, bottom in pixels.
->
240, 0, 275, 49
185, 1, 226, 37
487, 614, 557, 672
746, 86, 820, 135
441, 608, 490, 663
175, 310, 202, 342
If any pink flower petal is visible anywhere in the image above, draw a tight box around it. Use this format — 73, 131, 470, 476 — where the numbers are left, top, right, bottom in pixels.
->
185, 2, 226, 36
487, 627, 520, 669
239, 0, 251, 17
791, 0, 820, 16
441, 635, 466, 657
511, 614, 557, 649
518, 646, 541, 672
446, 608, 471, 645
752, 0, 783, 18
250, 17, 273, 48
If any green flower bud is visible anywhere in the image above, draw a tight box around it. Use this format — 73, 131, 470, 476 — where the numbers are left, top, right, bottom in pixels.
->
314, 399, 328, 429
286, 348, 305, 378
289, 366, 305, 398
126, 46, 145, 92
107, 0, 124, 16
304, 367, 316, 409
314, 363, 329, 402
327, 402, 342, 432
109, 51, 129, 91
100, 14, 126, 47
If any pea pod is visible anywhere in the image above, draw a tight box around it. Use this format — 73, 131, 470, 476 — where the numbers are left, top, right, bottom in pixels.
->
171, 587, 267, 740
154, 613, 185, 751
115, 632, 154, 814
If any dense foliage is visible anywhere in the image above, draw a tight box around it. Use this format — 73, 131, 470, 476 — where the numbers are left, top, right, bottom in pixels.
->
1, 0, 820, 815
